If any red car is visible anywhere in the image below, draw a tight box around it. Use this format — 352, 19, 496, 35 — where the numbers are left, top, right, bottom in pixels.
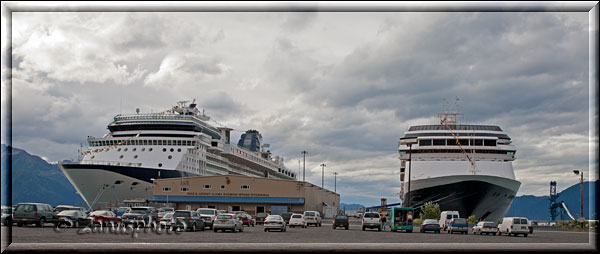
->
89, 210, 121, 226
239, 214, 255, 227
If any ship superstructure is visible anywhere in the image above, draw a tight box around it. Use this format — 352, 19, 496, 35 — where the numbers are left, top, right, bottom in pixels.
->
398, 111, 520, 221
60, 101, 295, 209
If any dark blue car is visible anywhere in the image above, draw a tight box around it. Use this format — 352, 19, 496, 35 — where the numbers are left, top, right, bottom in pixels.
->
448, 218, 468, 234
420, 219, 441, 233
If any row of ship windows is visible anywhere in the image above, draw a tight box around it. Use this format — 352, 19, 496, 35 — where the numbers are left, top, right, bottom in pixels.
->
161, 185, 250, 192
113, 147, 183, 153
399, 149, 516, 155
230, 147, 293, 177
89, 139, 198, 147
419, 139, 497, 147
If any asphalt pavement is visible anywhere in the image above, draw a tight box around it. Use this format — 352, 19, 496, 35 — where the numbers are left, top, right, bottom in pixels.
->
2, 219, 597, 252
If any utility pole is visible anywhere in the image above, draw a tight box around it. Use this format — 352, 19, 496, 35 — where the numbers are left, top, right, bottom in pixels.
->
320, 163, 326, 188
573, 170, 584, 228
301, 151, 308, 182
334, 172, 338, 193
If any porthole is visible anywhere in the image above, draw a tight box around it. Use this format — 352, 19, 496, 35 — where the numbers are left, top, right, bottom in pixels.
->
134, 155, 138, 159
141, 148, 145, 152
133, 148, 136, 152
177, 148, 181, 152
170, 148, 174, 152
149, 148, 153, 152
119, 155, 124, 159
158, 163, 163, 167
163, 148, 167, 152
118, 148, 121, 152
124, 148, 128, 152
91, 156, 95, 159
168, 155, 172, 160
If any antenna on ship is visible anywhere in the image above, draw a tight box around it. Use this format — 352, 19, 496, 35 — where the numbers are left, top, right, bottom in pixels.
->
439, 98, 479, 175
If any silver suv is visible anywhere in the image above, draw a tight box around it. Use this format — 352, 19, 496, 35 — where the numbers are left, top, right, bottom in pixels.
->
121, 206, 158, 227
361, 212, 381, 231
196, 208, 217, 229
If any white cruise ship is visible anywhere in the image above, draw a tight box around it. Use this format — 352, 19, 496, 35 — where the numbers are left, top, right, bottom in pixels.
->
398, 111, 521, 221
59, 101, 296, 210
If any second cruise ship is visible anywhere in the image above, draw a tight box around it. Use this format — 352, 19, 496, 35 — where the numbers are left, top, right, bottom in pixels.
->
398, 111, 521, 221
59, 101, 296, 210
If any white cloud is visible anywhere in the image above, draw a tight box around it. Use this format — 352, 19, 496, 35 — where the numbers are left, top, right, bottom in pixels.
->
3, 10, 595, 204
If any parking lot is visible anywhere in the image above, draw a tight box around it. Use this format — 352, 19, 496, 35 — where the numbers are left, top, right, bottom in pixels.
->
3, 219, 594, 246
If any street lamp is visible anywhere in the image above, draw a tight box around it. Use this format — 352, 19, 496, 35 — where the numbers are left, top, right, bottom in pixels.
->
320, 163, 326, 188
399, 138, 418, 208
333, 172, 338, 193
573, 170, 584, 228
301, 151, 308, 182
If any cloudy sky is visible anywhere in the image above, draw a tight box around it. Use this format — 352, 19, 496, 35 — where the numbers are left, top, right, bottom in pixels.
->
1, 4, 597, 206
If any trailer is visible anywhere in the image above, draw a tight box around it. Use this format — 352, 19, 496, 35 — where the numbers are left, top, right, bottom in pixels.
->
390, 207, 414, 233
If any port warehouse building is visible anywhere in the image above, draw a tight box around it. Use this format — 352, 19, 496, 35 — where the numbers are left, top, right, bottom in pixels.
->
148, 175, 340, 218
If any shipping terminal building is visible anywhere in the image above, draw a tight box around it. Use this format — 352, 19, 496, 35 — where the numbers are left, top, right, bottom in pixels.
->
148, 175, 340, 217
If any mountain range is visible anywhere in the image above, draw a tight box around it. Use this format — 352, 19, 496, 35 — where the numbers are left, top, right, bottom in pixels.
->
1, 144, 596, 221
1, 144, 86, 207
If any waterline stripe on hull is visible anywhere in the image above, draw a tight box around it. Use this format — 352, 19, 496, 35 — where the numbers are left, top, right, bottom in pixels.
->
60, 163, 200, 184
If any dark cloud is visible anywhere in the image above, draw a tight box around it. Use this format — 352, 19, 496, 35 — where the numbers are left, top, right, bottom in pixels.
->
5, 11, 592, 199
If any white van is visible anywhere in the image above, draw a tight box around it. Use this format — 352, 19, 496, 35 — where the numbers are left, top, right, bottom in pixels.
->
498, 217, 529, 237
303, 211, 322, 227
439, 211, 460, 230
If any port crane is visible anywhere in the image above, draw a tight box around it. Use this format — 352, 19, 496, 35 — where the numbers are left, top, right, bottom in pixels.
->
548, 181, 577, 221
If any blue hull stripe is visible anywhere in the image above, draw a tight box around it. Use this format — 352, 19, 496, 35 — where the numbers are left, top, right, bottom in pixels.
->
149, 195, 305, 204
61, 163, 199, 184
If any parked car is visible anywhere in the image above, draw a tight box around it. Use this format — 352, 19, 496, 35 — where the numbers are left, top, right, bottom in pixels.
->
239, 214, 255, 227
159, 212, 175, 229
333, 215, 349, 230
356, 213, 363, 218
303, 211, 322, 227
197, 208, 218, 229
420, 219, 441, 233
439, 211, 460, 231
217, 210, 226, 215
472, 221, 498, 235
1, 206, 13, 226
157, 207, 175, 218
172, 210, 205, 232
53, 205, 87, 214
14, 203, 55, 227
264, 215, 286, 232
213, 213, 243, 233
362, 212, 381, 231
498, 217, 529, 237
114, 207, 130, 217
54, 210, 93, 228
447, 218, 468, 234
89, 210, 121, 226
121, 206, 158, 227
255, 213, 269, 225
281, 212, 294, 224
288, 213, 306, 228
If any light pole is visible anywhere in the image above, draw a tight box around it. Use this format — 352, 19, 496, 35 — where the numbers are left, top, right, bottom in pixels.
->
333, 172, 338, 193
320, 163, 326, 188
573, 170, 584, 228
399, 138, 418, 208
301, 151, 308, 182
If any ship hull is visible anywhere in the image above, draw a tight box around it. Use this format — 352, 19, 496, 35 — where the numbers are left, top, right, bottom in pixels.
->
403, 175, 521, 221
59, 163, 199, 210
